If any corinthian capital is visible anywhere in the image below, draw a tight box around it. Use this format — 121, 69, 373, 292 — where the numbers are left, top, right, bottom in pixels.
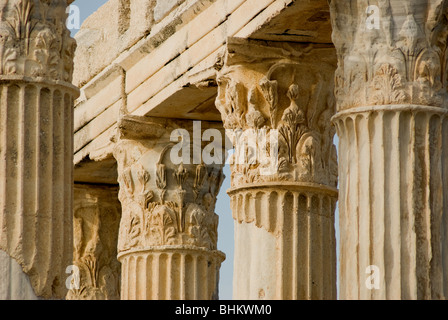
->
113, 116, 225, 255
215, 38, 338, 188
329, 0, 448, 110
67, 185, 121, 300
0, 0, 76, 82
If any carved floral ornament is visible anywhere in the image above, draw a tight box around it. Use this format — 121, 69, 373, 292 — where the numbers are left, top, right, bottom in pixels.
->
68, 191, 121, 300
329, 0, 448, 110
0, 0, 75, 81
113, 118, 225, 254
215, 38, 338, 188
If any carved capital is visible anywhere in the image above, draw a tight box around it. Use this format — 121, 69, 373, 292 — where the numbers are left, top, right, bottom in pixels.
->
215, 38, 338, 188
113, 116, 225, 255
329, 0, 448, 110
0, 0, 75, 82
67, 185, 122, 301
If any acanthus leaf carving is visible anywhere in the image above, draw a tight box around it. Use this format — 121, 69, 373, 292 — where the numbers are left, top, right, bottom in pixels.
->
114, 118, 224, 254
68, 186, 122, 300
215, 38, 338, 188
146, 202, 178, 246
156, 163, 167, 203
259, 78, 279, 128
0, 0, 75, 82
369, 63, 408, 105
245, 86, 266, 129
279, 84, 308, 165
330, 0, 448, 110
174, 163, 189, 189
126, 214, 142, 249
193, 163, 207, 201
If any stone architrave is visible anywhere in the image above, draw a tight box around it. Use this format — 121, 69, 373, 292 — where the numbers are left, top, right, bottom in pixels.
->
330, 0, 448, 299
113, 115, 225, 300
67, 184, 122, 300
215, 38, 338, 300
0, 0, 78, 299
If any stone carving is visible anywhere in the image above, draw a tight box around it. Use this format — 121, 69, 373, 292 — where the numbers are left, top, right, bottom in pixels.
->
113, 115, 225, 300
229, 187, 337, 300
333, 107, 448, 300
329, 0, 448, 110
67, 185, 121, 301
330, 0, 448, 300
214, 38, 338, 300
216, 38, 338, 188
0, 0, 78, 300
0, 0, 75, 81
114, 122, 224, 253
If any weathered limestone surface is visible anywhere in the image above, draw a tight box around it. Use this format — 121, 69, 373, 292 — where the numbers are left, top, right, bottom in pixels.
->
2, 0, 446, 302
73, 0, 201, 88
0, 0, 78, 299
72, 0, 333, 168
113, 115, 225, 300
216, 38, 338, 299
330, 0, 448, 299
71, 0, 337, 301
67, 184, 121, 300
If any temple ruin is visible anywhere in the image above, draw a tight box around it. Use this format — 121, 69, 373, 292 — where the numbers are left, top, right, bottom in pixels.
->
0, 0, 448, 300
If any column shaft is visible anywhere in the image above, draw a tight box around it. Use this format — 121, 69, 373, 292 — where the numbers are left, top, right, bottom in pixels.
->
330, 0, 448, 299
120, 249, 223, 300
334, 106, 448, 299
230, 186, 337, 300
0, 0, 78, 299
0, 83, 75, 299
215, 38, 338, 300
113, 116, 225, 300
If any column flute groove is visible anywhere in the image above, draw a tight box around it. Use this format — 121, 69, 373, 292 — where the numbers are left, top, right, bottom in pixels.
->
215, 38, 339, 299
0, 0, 78, 300
330, 0, 448, 299
113, 116, 225, 300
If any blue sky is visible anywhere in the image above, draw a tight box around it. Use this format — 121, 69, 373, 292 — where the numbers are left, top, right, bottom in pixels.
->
71, 0, 235, 300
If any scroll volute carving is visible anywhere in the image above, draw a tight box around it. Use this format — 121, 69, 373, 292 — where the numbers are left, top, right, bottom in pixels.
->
329, 0, 448, 110
0, 0, 75, 81
114, 118, 225, 255
215, 38, 338, 187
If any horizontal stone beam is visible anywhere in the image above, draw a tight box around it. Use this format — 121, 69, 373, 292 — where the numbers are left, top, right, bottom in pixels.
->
73, 0, 332, 169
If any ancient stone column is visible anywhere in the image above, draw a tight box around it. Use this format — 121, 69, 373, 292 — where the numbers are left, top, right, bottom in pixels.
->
330, 0, 448, 299
113, 115, 225, 300
0, 0, 78, 299
66, 184, 122, 300
215, 38, 338, 300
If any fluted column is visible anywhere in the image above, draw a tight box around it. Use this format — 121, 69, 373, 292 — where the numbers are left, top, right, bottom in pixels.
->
0, 0, 78, 299
113, 115, 225, 300
215, 38, 338, 300
67, 184, 122, 300
330, 0, 448, 299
